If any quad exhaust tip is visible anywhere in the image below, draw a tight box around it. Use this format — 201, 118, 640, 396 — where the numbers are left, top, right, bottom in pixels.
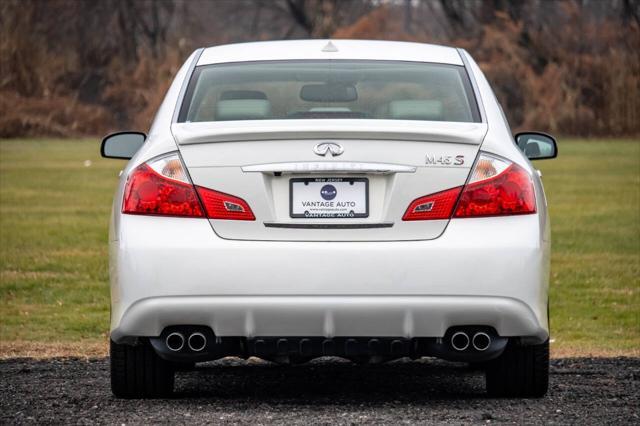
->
166, 332, 185, 352
472, 332, 491, 351
188, 332, 207, 352
450, 331, 470, 351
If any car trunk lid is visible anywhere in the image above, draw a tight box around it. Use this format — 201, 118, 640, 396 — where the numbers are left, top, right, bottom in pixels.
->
173, 120, 486, 241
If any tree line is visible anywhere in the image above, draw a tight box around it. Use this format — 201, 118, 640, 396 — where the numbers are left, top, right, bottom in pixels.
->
0, 0, 638, 137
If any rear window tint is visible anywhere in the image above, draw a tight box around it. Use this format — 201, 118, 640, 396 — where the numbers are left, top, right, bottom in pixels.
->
178, 60, 481, 123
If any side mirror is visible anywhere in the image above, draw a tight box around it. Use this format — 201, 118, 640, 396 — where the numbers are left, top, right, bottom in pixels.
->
101, 132, 146, 159
515, 132, 558, 160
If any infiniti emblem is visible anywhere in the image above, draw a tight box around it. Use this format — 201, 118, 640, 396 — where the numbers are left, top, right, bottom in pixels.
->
313, 142, 344, 157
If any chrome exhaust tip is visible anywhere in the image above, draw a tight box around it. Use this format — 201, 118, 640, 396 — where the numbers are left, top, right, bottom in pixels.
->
188, 332, 207, 352
166, 332, 185, 352
451, 331, 470, 351
472, 332, 491, 351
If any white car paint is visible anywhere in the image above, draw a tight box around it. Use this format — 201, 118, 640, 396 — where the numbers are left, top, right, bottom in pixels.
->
196, 39, 464, 66
109, 40, 550, 346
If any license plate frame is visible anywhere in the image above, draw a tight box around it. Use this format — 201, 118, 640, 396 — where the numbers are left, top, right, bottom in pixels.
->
289, 177, 369, 219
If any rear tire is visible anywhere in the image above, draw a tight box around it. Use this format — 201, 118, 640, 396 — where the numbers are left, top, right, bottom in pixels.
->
485, 339, 549, 397
110, 339, 175, 398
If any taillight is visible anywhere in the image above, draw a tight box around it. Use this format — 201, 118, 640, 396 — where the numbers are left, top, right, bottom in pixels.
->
402, 153, 536, 221
195, 186, 255, 221
454, 154, 536, 217
122, 154, 204, 217
402, 187, 462, 221
122, 153, 255, 220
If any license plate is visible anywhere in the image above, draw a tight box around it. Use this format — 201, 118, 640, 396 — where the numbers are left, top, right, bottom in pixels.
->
290, 177, 369, 218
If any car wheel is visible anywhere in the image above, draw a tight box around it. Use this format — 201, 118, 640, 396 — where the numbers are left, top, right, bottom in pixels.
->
485, 339, 549, 397
110, 339, 175, 398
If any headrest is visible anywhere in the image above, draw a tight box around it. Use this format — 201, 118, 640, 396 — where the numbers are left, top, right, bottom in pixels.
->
389, 100, 444, 120
216, 99, 271, 120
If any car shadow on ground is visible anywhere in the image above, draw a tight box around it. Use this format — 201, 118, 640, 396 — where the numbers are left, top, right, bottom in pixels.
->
173, 357, 488, 402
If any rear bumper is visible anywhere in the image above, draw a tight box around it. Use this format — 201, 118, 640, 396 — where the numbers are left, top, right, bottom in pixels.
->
110, 214, 550, 342
110, 295, 547, 343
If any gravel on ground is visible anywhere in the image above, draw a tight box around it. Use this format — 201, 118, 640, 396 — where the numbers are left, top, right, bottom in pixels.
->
1, 356, 638, 424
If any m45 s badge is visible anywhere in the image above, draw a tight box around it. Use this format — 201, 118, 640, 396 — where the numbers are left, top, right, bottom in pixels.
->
425, 155, 465, 166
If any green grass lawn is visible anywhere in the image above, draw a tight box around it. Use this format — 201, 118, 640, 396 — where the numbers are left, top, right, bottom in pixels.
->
0, 138, 638, 355
535, 140, 640, 354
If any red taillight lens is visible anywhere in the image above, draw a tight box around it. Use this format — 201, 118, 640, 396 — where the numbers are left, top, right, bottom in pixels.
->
454, 162, 536, 218
402, 187, 462, 221
195, 186, 255, 221
122, 153, 255, 220
402, 153, 536, 221
122, 163, 204, 217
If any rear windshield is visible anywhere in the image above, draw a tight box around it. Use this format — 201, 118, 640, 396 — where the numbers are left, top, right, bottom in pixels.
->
178, 60, 481, 123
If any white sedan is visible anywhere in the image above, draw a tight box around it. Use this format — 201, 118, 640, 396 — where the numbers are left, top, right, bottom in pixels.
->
102, 40, 558, 398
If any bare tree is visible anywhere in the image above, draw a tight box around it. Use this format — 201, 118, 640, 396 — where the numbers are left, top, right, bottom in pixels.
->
135, 0, 176, 59
252, 0, 372, 38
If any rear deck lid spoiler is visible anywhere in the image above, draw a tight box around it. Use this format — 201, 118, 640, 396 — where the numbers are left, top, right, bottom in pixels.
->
172, 120, 487, 145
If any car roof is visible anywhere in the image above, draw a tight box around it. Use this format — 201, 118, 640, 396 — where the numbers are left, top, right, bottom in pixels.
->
196, 39, 463, 66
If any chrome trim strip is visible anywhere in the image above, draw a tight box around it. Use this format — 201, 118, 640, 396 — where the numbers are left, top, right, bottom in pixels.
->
242, 162, 416, 174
